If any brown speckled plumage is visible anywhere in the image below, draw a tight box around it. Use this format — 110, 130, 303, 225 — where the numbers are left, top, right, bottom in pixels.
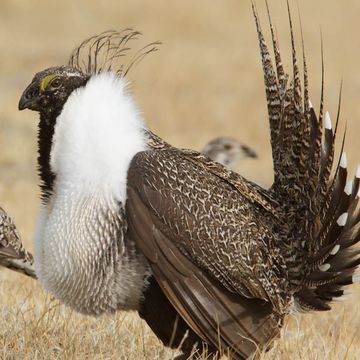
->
0, 207, 34, 277
127, 4, 360, 359
144, 136, 289, 308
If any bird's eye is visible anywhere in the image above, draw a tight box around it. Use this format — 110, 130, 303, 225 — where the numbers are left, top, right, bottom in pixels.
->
50, 78, 61, 88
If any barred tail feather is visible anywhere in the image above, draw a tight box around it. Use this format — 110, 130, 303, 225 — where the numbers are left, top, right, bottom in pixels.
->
254, 3, 360, 312
295, 158, 360, 311
252, 3, 282, 186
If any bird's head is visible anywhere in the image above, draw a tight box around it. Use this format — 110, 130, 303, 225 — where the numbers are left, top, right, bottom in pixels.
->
18, 66, 89, 117
18, 30, 159, 118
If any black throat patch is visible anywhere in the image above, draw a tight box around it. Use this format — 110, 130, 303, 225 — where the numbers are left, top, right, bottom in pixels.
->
37, 111, 58, 202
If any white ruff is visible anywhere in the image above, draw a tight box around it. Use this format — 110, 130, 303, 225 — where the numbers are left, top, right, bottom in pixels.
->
50, 72, 147, 202
34, 73, 148, 314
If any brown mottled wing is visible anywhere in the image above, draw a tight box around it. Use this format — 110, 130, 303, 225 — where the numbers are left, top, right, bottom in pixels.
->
0, 246, 20, 259
126, 150, 284, 358
0, 207, 36, 278
147, 130, 281, 218
0, 206, 26, 260
138, 275, 219, 358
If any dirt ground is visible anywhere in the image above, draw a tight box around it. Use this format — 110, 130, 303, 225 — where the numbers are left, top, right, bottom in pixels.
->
0, 0, 360, 359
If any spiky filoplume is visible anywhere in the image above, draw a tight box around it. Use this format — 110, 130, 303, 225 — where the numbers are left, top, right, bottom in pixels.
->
2, 3, 360, 360
68, 29, 161, 78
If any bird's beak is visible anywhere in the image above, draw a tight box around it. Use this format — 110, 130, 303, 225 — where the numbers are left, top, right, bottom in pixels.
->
241, 145, 258, 159
18, 83, 40, 111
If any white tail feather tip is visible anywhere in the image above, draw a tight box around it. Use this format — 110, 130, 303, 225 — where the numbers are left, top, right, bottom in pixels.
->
325, 111, 332, 130
319, 263, 331, 272
330, 244, 340, 255
332, 297, 347, 302
337, 212, 348, 227
356, 165, 360, 179
344, 180, 353, 196
340, 152, 347, 169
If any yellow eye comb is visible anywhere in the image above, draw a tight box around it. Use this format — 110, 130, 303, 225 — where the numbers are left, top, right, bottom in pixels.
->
40, 74, 57, 91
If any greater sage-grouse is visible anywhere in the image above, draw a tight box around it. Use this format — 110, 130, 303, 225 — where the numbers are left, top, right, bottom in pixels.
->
201, 137, 257, 169
7, 3, 360, 360
0, 207, 34, 277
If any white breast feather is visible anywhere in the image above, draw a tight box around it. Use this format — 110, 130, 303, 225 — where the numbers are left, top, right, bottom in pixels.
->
50, 72, 147, 202
34, 73, 148, 314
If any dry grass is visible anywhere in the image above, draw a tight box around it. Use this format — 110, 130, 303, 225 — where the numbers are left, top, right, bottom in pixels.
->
1, 0, 360, 358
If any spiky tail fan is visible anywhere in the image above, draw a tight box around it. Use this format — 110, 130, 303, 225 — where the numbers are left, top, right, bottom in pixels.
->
253, 2, 360, 311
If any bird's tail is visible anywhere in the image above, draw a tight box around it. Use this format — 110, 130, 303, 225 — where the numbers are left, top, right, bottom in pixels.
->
253, 2, 360, 311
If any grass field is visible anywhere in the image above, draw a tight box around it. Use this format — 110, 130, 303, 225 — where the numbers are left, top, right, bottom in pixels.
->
1, 0, 360, 358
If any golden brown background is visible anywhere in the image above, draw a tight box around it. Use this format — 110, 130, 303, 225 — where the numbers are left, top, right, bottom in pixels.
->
0, 0, 360, 359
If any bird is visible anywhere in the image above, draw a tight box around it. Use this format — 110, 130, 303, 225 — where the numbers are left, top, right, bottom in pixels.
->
1, 29, 259, 359
124, 4, 360, 358
0, 206, 34, 277
201, 136, 257, 169
13, 4, 360, 360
